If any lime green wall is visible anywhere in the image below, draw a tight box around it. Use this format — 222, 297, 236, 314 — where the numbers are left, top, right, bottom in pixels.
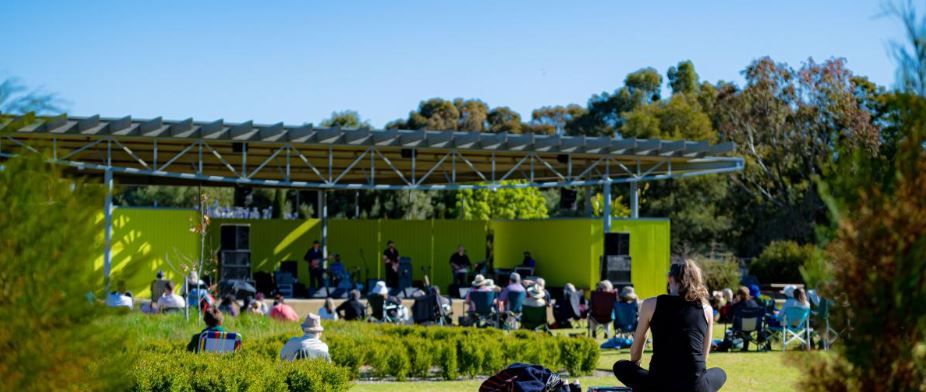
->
611, 219, 672, 299
207, 218, 488, 292
95, 208, 200, 298
491, 218, 671, 299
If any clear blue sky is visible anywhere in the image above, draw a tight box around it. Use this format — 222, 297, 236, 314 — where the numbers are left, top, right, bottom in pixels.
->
1, 1, 904, 127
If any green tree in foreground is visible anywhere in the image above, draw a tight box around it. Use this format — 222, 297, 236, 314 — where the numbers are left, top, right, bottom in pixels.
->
0, 153, 131, 391
801, 93, 926, 391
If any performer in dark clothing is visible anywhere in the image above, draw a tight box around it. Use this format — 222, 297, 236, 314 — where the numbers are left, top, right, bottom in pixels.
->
613, 260, 727, 392
449, 245, 471, 286
304, 240, 325, 289
382, 240, 400, 288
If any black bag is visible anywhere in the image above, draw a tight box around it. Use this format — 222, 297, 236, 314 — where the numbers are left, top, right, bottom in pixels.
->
479, 363, 569, 392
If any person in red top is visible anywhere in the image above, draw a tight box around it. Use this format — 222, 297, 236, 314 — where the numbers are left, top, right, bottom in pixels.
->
269, 295, 300, 321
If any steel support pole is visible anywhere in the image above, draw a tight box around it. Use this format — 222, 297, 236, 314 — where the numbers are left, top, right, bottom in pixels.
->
321, 190, 328, 259
103, 168, 114, 293
603, 179, 612, 234
630, 181, 639, 219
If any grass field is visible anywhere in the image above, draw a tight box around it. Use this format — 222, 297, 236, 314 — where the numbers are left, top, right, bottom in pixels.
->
353, 350, 802, 391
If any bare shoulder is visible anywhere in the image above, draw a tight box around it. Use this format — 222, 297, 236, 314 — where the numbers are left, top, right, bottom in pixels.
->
640, 297, 658, 312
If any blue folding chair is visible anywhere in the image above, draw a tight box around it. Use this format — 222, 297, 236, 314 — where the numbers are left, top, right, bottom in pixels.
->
768, 306, 811, 351
470, 291, 498, 328
503, 290, 527, 330
613, 302, 638, 338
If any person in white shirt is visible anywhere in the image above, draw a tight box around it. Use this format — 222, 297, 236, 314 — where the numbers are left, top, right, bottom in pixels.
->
318, 298, 339, 320
280, 313, 331, 361
106, 291, 133, 309
157, 281, 187, 312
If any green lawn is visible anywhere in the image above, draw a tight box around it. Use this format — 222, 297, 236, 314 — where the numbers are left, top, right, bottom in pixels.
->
353, 347, 803, 391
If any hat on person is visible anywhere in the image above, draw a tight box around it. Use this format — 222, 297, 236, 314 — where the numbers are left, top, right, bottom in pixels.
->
373, 281, 389, 296
619, 286, 637, 300
780, 285, 796, 298
471, 274, 489, 287
484, 279, 496, 289
301, 313, 324, 333
748, 284, 761, 299
527, 285, 545, 299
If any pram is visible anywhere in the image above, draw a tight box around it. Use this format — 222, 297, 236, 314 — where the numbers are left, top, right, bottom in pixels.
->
413, 287, 453, 326
367, 294, 401, 324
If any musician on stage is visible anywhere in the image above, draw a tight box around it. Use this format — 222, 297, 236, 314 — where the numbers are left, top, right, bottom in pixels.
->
382, 240, 400, 288
449, 244, 471, 286
304, 240, 325, 289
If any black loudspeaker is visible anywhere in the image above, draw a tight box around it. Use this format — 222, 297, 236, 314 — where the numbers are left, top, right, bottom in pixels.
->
280, 260, 298, 277
603, 232, 631, 285
220, 250, 251, 281
604, 232, 630, 256
560, 189, 578, 210
398, 257, 413, 290
221, 225, 250, 251
233, 186, 252, 207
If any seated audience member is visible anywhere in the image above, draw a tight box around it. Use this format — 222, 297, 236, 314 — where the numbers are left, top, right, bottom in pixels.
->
269, 295, 300, 321
187, 283, 214, 311
250, 292, 269, 315
730, 286, 759, 313
280, 313, 331, 361
106, 280, 133, 309
784, 287, 810, 309
150, 270, 170, 302
619, 286, 639, 306
465, 274, 495, 313
498, 272, 526, 310
186, 306, 226, 352
524, 285, 547, 308
318, 298, 339, 320
248, 300, 265, 315
157, 281, 186, 312
218, 294, 240, 317
521, 251, 536, 268
553, 283, 583, 328
336, 289, 367, 321
718, 288, 734, 322
589, 280, 617, 337
613, 260, 726, 392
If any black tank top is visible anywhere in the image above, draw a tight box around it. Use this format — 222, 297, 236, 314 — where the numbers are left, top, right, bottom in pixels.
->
649, 295, 708, 386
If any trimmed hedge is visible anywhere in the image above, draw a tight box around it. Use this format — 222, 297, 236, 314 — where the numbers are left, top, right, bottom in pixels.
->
128, 315, 600, 388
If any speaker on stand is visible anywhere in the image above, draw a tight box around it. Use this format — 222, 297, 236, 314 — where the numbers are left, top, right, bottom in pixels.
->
219, 224, 254, 297
602, 232, 631, 289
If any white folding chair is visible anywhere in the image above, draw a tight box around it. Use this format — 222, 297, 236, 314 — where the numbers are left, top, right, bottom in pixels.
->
780, 306, 810, 351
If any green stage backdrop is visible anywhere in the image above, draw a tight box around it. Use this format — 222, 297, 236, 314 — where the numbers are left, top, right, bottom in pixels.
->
94, 208, 201, 298
492, 218, 670, 299
101, 209, 667, 298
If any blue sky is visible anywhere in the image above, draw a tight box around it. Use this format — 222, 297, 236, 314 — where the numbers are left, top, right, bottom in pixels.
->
0, 1, 904, 127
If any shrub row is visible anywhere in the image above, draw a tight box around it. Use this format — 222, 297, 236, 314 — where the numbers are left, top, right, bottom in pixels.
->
138, 320, 599, 382
130, 351, 351, 392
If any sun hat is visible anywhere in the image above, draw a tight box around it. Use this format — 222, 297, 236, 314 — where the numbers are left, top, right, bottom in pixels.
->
527, 285, 545, 299
485, 279, 496, 289
301, 313, 324, 333
471, 274, 489, 287
619, 286, 637, 300
780, 285, 796, 298
373, 281, 389, 296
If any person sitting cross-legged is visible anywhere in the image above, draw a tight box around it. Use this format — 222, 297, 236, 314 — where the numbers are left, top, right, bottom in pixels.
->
336, 289, 367, 321
280, 313, 331, 361
613, 259, 727, 392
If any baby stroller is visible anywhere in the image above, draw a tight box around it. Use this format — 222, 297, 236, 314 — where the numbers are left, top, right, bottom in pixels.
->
413, 287, 453, 326
367, 294, 402, 324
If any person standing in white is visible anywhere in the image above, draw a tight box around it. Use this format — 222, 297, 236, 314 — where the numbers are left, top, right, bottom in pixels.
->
280, 313, 330, 362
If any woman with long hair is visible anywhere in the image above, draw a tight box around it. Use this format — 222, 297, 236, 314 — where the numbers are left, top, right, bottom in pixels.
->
613, 259, 727, 392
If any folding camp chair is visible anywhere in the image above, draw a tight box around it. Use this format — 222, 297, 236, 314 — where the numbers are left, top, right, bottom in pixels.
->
367, 295, 400, 324
814, 298, 844, 350
588, 291, 617, 338
612, 302, 638, 338
502, 291, 527, 330
769, 306, 811, 351
197, 331, 242, 353
731, 306, 766, 352
521, 305, 549, 332
470, 291, 498, 328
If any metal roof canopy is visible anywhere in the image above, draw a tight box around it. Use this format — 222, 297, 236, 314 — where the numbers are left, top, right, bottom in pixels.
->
0, 114, 744, 190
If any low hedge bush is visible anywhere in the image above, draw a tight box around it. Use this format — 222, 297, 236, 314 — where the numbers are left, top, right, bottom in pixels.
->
124, 313, 599, 386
